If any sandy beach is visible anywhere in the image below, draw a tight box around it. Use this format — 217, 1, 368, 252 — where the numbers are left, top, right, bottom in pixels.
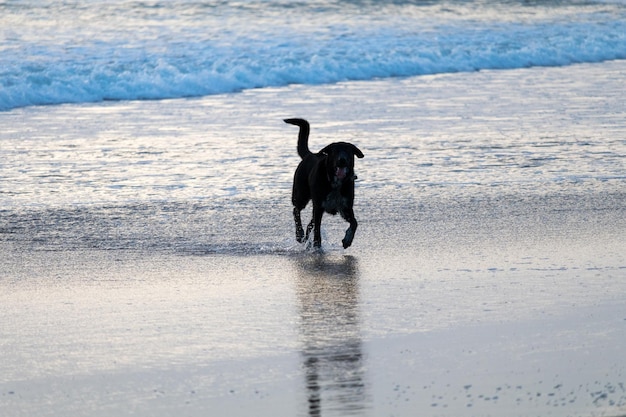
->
2, 60, 626, 417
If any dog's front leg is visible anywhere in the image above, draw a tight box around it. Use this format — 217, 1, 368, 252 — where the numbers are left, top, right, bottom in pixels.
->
293, 207, 305, 243
312, 204, 324, 248
341, 208, 358, 249
305, 218, 314, 242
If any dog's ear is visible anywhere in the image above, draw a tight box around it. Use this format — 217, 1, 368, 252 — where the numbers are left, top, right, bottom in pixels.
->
320, 144, 334, 156
350, 144, 364, 159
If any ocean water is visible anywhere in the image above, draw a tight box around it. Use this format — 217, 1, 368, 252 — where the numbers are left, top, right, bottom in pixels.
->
2, 0, 626, 111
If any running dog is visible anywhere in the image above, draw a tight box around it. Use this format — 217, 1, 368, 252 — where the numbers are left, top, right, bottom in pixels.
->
284, 118, 364, 249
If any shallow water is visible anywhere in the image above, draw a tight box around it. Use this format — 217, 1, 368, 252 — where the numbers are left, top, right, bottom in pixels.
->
2, 60, 626, 416
1, 61, 625, 253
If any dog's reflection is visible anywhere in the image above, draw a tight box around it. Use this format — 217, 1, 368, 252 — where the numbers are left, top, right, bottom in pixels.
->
293, 254, 368, 416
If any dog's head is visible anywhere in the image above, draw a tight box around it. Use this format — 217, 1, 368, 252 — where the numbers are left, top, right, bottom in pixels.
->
320, 142, 364, 182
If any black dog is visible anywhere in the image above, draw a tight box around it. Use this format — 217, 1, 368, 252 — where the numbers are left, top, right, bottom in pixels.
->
285, 118, 364, 249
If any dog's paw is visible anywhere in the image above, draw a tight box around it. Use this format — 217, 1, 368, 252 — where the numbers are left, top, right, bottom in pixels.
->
342, 228, 355, 249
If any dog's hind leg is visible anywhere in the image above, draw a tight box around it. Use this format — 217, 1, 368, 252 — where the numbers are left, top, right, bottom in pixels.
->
340, 208, 358, 249
293, 207, 305, 243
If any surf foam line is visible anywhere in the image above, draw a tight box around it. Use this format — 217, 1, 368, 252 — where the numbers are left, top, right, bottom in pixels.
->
1, 20, 625, 111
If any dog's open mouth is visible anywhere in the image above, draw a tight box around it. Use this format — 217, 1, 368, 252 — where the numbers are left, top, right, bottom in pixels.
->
335, 167, 348, 180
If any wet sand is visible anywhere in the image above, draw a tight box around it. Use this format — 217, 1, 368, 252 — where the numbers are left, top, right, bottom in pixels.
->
2, 190, 625, 417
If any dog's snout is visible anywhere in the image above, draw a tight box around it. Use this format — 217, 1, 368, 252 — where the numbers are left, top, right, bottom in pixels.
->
337, 157, 348, 168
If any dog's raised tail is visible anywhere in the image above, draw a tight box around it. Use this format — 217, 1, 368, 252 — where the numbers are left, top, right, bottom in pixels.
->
284, 118, 311, 159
